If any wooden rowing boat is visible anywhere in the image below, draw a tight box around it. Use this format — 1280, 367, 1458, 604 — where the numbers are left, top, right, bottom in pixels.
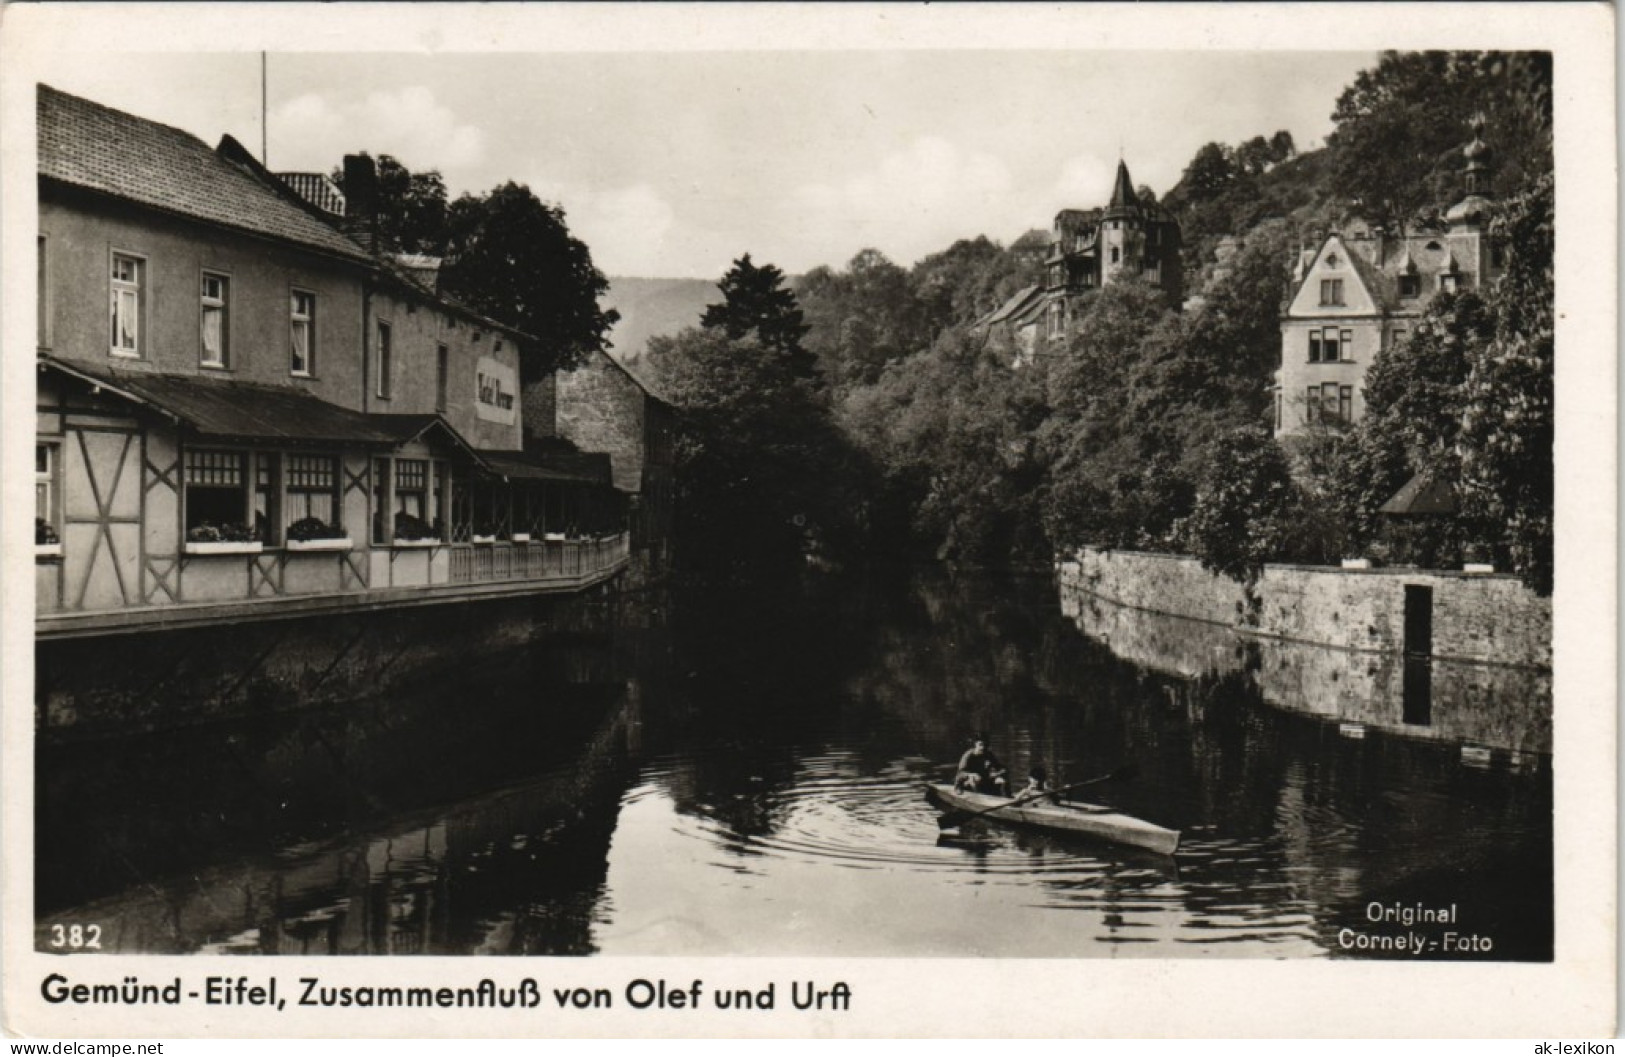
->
925, 783, 1180, 856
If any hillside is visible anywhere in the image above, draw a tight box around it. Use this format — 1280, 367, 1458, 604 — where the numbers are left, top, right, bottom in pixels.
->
602, 276, 718, 366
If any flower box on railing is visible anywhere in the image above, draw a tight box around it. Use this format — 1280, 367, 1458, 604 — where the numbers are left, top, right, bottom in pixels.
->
510, 533, 531, 544
392, 538, 441, 549
185, 540, 263, 556
35, 543, 62, 560
286, 537, 354, 553
472, 535, 497, 545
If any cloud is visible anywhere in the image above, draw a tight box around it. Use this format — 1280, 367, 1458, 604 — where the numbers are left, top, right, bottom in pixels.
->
550, 183, 678, 277
270, 86, 486, 174
1052, 154, 1117, 207
789, 136, 1017, 267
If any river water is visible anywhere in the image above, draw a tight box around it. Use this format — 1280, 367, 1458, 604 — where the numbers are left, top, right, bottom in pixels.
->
36, 568, 1552, 959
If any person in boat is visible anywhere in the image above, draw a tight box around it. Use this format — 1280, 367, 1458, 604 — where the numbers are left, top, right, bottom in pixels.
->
954, 735, 1008, 795
1017, 765, 1054, 804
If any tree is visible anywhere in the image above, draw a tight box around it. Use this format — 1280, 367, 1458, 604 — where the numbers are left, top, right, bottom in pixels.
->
1178, 142, 1237, 204
1179, 427, 1296, 583
439, 183, 617, 379
702, 255, 817, 382
652, 326, 871, 575
330, 153, 449, 255
1456, 173, 1554, 593
1326, 51, 1553, 232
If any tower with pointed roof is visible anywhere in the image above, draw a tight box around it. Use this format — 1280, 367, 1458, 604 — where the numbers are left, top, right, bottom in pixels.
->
1031, 159, 1183, 346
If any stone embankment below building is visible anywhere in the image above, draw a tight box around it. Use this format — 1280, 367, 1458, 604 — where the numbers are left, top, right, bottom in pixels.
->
1058, 547, 1550, 670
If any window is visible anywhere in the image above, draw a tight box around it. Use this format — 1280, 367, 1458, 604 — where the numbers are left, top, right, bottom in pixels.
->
1305, 386, 1320, 424
110, 253, 143, 357
1399, 274, 1421, 299
1339, 385, 1354, 424
36, 444, 55, 526
1391, 326, 1408, 350
1340, 329, 1353, 360
1110, 246, 1121, 265
291, 291, 316, 375
1322, 382, 1340, 421
1322, 327, 1341, 361
436, 344, 450, 413
1309, 331, 1323, 363
375, 320, 393, 398
1319, 278, 1344, 306
285, 455, 338, 530
1440, 273, 1460, 294
185, 449, 249, 534
1491, 243, 1506, 268
201, 273, 229, 368
1274, 392, 1282, 430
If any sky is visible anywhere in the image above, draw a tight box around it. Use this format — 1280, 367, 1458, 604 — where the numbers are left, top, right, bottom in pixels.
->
32, 49, 1377, 279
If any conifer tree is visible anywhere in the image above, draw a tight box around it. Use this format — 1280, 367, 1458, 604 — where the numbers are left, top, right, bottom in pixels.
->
702, 255, 818, 383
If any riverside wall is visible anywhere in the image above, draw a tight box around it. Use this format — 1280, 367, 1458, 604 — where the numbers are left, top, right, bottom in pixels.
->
1058, 547, 1551, 670
35, 581, 630, 742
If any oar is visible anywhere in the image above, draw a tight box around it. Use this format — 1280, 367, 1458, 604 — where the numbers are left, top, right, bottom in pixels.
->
935, 764, 1138, 831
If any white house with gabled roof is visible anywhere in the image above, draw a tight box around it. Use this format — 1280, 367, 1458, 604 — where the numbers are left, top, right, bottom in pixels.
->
1274, 117, 1503, 438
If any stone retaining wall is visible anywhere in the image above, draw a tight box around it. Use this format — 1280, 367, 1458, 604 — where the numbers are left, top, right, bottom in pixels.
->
1058, 547, 1551, 669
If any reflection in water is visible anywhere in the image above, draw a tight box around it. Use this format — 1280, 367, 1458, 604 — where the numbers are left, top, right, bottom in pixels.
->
37, 570, 1551, 959
1063, 588, 1551, 754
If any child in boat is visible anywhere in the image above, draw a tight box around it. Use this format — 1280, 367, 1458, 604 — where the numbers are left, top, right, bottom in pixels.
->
1018, 765, 1055, 803
954, 735, 1008, 795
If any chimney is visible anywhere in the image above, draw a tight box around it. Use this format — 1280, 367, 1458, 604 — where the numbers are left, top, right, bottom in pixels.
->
342, 154, 379, 251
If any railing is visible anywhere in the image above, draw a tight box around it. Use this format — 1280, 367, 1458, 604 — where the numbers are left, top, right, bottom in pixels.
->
448, 532, 631, 585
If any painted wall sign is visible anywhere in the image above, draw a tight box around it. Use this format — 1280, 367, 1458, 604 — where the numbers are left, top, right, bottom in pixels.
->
475, 356, 517, 424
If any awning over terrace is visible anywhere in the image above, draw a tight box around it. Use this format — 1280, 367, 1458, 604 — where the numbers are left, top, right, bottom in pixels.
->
40, 356, 485, 463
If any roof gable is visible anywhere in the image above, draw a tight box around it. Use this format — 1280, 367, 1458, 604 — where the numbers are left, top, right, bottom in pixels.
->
1286, 235, 1382, 318
38, 85, 370, 264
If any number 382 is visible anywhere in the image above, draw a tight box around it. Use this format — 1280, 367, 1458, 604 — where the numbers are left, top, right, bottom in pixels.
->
49, 924, 102, 950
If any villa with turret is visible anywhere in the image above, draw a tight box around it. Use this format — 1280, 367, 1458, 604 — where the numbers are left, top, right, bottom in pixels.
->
1273, 117, 1502, 438
975, 159, 1184, 362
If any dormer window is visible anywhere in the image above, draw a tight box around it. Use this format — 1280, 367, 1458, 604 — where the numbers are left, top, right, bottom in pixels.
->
1399, 274, 1421, 299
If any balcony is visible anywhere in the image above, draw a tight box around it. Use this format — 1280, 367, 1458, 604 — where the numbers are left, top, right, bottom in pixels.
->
36, 531, 633, 641
448, 533, 631, 585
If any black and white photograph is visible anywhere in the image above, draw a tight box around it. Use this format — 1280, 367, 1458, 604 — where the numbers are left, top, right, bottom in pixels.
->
1, 2, 1614, 1040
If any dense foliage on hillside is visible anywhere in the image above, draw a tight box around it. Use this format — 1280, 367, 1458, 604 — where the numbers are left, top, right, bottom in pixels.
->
635, 50, 1555, 593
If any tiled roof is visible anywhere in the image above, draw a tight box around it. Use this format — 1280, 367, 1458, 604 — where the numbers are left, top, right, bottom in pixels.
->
1104, 159, 1138, 217
41, 356, 481, 461
1379, 472, 1457, 516
276, 172, 347, 217
38, 85, 370, 263
977, 284, 1043, 328
479, 449, 610, 485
